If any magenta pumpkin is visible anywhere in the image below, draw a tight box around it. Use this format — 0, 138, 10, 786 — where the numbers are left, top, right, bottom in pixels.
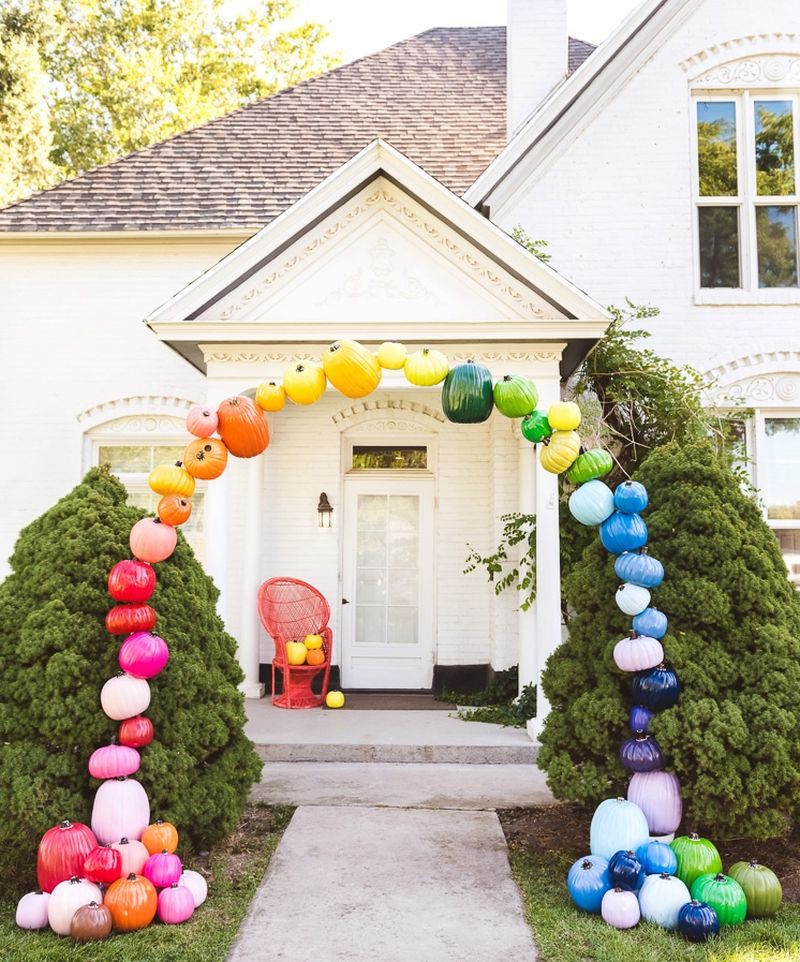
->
627, 770, 683, 836
88, 743, 141, 780
91, 777, 151, 845
15, 891, 50, 929
129, 518, 177, 564
180, 869, 208, 907
118, 631, 170, 679
37, 820, 98, 893
143, 850, 183, 889
83, 845, 123, 885
186, 404, 218, 438
613, 631, 664, 674
107, 560, 156, 602
158, 884, 195, 924
111, 837, 150, 876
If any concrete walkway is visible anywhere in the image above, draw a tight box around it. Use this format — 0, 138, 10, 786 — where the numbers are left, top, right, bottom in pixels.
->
228, 806, 537, 962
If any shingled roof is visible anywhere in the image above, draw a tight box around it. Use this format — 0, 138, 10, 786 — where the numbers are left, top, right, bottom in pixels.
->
0, 27, 594, 233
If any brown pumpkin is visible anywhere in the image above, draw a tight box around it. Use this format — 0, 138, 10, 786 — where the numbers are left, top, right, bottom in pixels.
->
142, 819, 179, 855
70, 901, 112, 942
216, 396, 269, 458
104, 873, 157, 931
157, 494, 192, 526
183, 437, 228, 480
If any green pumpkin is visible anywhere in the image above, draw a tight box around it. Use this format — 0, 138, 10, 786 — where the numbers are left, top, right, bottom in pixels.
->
441, 361, 494, 424
521, 410, 552, 444
493, 375, 538, 419
565, 448, 613, 484
690, 873, 747, 926
671, 834, 723, 889
728, 860, 782, 917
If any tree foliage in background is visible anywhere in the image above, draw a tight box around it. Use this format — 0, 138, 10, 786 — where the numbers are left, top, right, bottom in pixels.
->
538, 441, 800, 840
0, 467, 262, 888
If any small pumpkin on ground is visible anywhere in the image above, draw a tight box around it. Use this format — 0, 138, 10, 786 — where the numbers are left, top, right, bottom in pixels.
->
104, 873, 157, 931
727, 859, 782, 917
70, 901, 113, 942
690, 873, 747, 926
142, 820, 179, 856
326, 690, 345, 709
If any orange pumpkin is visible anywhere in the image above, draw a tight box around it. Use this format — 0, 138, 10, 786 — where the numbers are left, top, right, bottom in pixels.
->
216, 396, 269, 458
142, 820, 179, 856
157, 495, 192, 526
104, 873, 157, 931
183, 437, 228, 480
306, 648, 325, 667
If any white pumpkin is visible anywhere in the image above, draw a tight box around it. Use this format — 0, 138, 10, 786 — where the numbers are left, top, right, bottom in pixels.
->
100, 673, 150, 721
615, 583, 651, 616
180, 869, 208, 907
613, 632, 664, 673
16, 890, 50, 929
47, 877, 103, 936
91, 777, 151, 844
637, 873, 691, 929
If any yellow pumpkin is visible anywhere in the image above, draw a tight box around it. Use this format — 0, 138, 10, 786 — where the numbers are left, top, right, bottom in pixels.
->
256, 381, 286, 412
285, 641, 307, 665
547, 401, 582, 431
304, 633, 323, 650
539, 431, 581, 474
404, 348, 449, 386
325, 690, 345, 709
283, 362, 327, 405
147, 462, 195, 498
322, 340, 382, 398
377, 341, 407, 370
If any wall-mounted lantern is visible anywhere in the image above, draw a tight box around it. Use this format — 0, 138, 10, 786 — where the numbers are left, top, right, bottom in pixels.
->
317, 492, 333, 528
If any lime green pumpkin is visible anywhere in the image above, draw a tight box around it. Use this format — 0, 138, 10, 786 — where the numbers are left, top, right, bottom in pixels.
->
493, 375, 538, 419
521, 410, 552, 444
727, 860, 782, 917
670, 834, 723, 889
441, 361, 494, 424
566, 448, 614, 484
690, 873, 747, 926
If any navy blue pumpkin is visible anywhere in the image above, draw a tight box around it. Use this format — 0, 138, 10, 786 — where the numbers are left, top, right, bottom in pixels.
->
608, 850, 644, 891
620, 733, 665, 773
599, 511, 648, 554
678, 900, 720, 942
441, 360, 494, 424
615, 550, 664, 589
631, 665, 680, 711
632, 607, 668, 639
629, 704, 654, 733
614, 480, 649, 514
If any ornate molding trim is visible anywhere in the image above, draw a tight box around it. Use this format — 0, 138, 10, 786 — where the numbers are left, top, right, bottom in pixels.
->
449, 350, 560, 363
705, 351, 800, 406
204, 348, 560, 365
86, 414, 189, 436
332, 399, 446, 428
77, 395, 196, 429
681, 34, 800, 84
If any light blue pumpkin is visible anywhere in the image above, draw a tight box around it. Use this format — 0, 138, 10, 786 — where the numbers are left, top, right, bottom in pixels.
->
637, 840, 679, 876
615, 550, 664, 589
614, 480, 649, 514
638, 873, 692, 929
633, 607, 668, 639
590, 798, 650, 862
567, 855, 611, 912
568, 480, 615, 526
599, 511, 648, 554
616, 583, 651, 616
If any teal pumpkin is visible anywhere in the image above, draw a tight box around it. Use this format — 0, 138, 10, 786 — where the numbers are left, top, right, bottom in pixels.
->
690, 874, 747, 926
566, 448, 613, 484
441, 361, 494, 424
493, 375, 538, 418
521, 410, 552, 444
727, 860, 782, 917
670, 834, 723, 889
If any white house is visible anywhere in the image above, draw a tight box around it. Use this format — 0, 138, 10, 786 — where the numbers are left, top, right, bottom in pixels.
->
1, 0, 799, 724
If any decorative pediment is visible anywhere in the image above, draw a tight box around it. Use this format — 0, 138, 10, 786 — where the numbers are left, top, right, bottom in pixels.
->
706, 351, 800, 407
682, 33, 800, 87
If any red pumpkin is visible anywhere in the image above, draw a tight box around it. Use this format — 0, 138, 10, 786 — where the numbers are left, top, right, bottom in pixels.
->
118, 715, 154, 748
142, 820, 179, 855
107, 560, 155, 603
105, 603, 156, 635
83, 845, 123, 884
104, 873, 157, 931
37, 821, 98, 893
70, 901, 113, 942
183, 437, 228, 480
186, 404, 218, 438
216, 396, 269, 458
157, 494, 192, 526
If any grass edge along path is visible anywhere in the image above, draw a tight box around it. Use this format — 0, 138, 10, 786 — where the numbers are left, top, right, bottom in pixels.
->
0, 803, 294, 962
509, 844, 800, 962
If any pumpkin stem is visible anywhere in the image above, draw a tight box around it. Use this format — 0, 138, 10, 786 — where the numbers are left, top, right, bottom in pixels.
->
613, 886, 626, 893
749, 859, 760, 867
296, 364, 305, 372
120, 837, 129, 844
127, 873, 137, 881
714, 873, 726, 881
690, 833, 700, 840
659, 873, 671, 879
88, 901, 99, 907
502, 375, 512, 381
689, 899, 701, 906
629, 629, 637, 639
59, 819, 72, 829
70, 876, 80, 884
581, 859, 592, 870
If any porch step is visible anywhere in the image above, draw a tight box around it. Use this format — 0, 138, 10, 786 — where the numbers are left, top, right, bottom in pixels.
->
255, 742, 537, 763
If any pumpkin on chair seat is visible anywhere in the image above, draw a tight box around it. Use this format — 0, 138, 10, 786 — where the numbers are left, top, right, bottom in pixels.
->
306, 648, 325, 667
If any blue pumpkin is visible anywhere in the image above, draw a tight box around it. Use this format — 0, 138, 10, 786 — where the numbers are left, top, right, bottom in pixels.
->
599, 511, 648, 554
637, 840, 678, 876
614, 480, 649, 514
632, 607, 668, 639
567, 855, 611, 912
620, 734, 665, 773
568, 480, 615, 526
614, 550, 664, 589
629, 704, 654, 733
608, 850, 644, 891
678, 900, 720, 942
631, 665, 680, 711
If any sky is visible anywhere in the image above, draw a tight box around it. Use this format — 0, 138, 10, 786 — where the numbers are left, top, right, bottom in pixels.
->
293, 0, 644, 63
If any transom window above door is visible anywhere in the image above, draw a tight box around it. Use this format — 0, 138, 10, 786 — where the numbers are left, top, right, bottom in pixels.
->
350, 445, 428, 470
694, 93, 799, 295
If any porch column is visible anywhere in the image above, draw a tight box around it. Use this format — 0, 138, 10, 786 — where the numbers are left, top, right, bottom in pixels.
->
517, 437, 536, 696
203, 380, 236, 626
237, 453, 266, 698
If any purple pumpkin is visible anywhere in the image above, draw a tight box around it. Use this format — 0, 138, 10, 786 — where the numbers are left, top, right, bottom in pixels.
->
613, 631, 664, 673
629, 705, 654, 733
88, 743, 141, 780
601, 887, 641, 929
143, 850, 183, 888
627, 770, 683, 836
620, 734, 664, 773
16, 891, 50, 929
118, 631, 170, 679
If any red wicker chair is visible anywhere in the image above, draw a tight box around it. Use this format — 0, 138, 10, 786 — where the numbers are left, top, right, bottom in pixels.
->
257, 577, 333, 709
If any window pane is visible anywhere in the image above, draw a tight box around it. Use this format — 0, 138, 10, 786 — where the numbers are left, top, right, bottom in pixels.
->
98, 445, 151, 473
698, 206, 740, 287
756, 206, 799, 288
755, 100, 795, 196
697, 101, 738, 196
773, 529, 800, 587
351, 446, 427, 469
763, 418, 800, 519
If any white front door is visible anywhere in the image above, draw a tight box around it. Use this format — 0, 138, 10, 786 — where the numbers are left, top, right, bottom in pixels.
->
341, 477, 435, 689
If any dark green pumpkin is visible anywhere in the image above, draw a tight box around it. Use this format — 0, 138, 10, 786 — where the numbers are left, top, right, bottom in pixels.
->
727, 860, 782, 917
441, 361, 494, 424
566, 448, 614, 484
521, 410, 552, 444
493, 375, 538, 419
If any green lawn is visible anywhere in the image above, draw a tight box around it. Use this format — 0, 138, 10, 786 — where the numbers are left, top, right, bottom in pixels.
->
510, 845, 800, 962
0, 804, 293, 962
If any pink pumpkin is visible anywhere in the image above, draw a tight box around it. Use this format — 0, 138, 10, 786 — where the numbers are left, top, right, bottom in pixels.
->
157, 884, 195, 924
88, 743, 141, 780
143, 850, 183, 889
180, 869, 208, 907
186, 404, 218, 438
613, 631, 664, 673
15, 891, 50, 929
118, 631, 170, 679
129, 518, 177, 564
111, 837, 150, 876
91, 777, 150, 845
627, 770, 683, 836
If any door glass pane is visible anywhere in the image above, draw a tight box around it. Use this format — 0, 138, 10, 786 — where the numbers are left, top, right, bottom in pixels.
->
756, 206, 799, 288
351, 446, 427, 469
699, 206, 740, 287
357, 533, 386, 566
773, 529, 800, 587
356, 605, 386, 645
763, 419, 800, 519
755, 101, 795, 196
357, 568, 387, 604
357, 495, 387, 530
388, 606, 418, 645
697, 101, 737, 196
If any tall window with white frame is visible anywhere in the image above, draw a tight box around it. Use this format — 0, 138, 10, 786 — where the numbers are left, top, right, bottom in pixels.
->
695, 92, 799, 290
